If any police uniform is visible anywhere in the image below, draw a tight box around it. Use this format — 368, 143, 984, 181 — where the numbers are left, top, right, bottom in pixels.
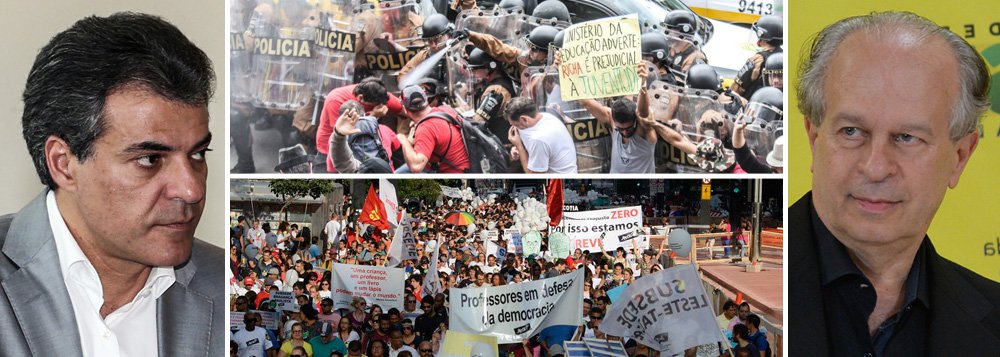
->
731, 48, 782, 99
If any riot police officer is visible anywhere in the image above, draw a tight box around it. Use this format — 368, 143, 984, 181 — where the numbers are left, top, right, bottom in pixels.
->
640, 31, 677, 85
663, 10, 707, 82
399, 13, 455, 83
467, 48, 517, 145
731, 14, 783, 98
762, 52, 783, 90
460, 24, 560, 86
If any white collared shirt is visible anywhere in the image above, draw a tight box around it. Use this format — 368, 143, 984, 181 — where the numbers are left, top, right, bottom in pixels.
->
47, 191, 176, 357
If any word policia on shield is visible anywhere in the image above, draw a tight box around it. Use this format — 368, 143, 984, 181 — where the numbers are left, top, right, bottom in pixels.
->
558, 15, 642, 101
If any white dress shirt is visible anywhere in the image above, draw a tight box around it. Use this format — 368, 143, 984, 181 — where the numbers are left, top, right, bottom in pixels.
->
48, 191, 176, 357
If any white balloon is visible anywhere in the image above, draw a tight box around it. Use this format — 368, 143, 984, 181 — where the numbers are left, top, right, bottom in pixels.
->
468, 224, 477, 234
488, 221, 496, 230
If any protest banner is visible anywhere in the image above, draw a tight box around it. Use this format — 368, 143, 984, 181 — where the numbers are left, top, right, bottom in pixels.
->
229, 311, 244, 331
270, 291, 298, 312
549, 231, 570, 259
331, 263, 405, 311
550, 206, 643, 252
599, 264, 721, 355
388, 216, 418, 266
440, 185, 463, 198
505, 229, 523, 254
522, 230, 542, 257
558, 15, 642, 101
439, 331, 499, 357
450, 269, 583, 343
379, 178, 400, 226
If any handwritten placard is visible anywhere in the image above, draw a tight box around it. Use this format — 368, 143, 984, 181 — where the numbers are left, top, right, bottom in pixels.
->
558, 15, 642, 101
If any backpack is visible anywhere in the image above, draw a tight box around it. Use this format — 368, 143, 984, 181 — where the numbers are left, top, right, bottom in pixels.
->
417, 111, 510, 173
347, 116, 393, 173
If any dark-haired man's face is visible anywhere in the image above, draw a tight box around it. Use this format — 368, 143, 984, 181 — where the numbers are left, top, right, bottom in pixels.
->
53, 87, 210, 269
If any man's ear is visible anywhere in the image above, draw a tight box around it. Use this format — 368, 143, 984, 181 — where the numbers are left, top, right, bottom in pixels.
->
44, 136, 80, 192
803, 117, 819, 173
947, 130, 979, 189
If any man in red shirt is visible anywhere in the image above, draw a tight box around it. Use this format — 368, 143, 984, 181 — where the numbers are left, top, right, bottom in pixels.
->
395, 85, 470, 173
315, 78, 403, 172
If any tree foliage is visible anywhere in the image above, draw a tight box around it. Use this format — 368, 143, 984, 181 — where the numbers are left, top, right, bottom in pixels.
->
396, 180, 442, 205
268, 179, 335, 219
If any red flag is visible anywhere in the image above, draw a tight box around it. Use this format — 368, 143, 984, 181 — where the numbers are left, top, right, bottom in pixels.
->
547, 179, 564, 226
360, 184, 390, 231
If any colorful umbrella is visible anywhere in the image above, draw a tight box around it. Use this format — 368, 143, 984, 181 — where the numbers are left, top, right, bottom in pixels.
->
444, 211, 475, 226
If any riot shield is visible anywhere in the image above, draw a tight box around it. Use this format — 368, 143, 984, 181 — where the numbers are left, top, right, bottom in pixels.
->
738, 100, 783, 161
523, 66, 612, 173
231, 0, 257, 104
248, 0, 319, 110
455, 8, 525, 47
447, 46, 476, 114
311, 0, 356, 97
352, 0, 433, 93
653, 85, 731, 173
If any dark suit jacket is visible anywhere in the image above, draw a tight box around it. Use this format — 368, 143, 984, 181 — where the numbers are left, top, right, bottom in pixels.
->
789, 192, 1000, 356
0, 191, 225, 356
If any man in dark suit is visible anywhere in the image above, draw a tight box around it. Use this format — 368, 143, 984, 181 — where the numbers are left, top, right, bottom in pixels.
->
790, 11, 1000, 356
0, 13, 223, 356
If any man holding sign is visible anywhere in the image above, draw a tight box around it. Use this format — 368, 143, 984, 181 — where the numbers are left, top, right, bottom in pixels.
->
578, 64, 697, 173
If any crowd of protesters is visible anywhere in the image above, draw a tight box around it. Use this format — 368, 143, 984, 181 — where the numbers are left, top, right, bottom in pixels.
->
229, 190, 773, 357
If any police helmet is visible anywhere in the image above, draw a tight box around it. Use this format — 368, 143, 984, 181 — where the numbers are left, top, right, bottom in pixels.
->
685, 64, 720, 92
525, 25, 559, 51
532, 0, 571, 23
422, 13, 452, 39
498, 0, 525, 12
467, 48, 499, 70
762, 52, 783, 88
752, 15, 783, 43
663, 10, 698, 36
553, 29, 565, 49
641, 32, 669, 62
746, 87, 783, 124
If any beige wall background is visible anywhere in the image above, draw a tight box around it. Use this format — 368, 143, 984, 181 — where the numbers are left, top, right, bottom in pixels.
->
0, 1, 225, 248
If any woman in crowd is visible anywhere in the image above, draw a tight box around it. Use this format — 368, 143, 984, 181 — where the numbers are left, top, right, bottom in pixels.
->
337, 315, 361, 344
348, 296, 368, 333
279, 322, 313, 357
367, 339, 389, 357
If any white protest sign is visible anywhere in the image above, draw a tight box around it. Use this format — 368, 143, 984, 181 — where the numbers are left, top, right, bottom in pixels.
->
481, 229, 499, 242
270, 291, 298, 312
387, 216, 418, 266
550, 206, 643, 252
231, 310, 281, 331
331, 263, 405, 311
599, 264, 721, 355
450, 269, 583, 344
380, 178, 400, 226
